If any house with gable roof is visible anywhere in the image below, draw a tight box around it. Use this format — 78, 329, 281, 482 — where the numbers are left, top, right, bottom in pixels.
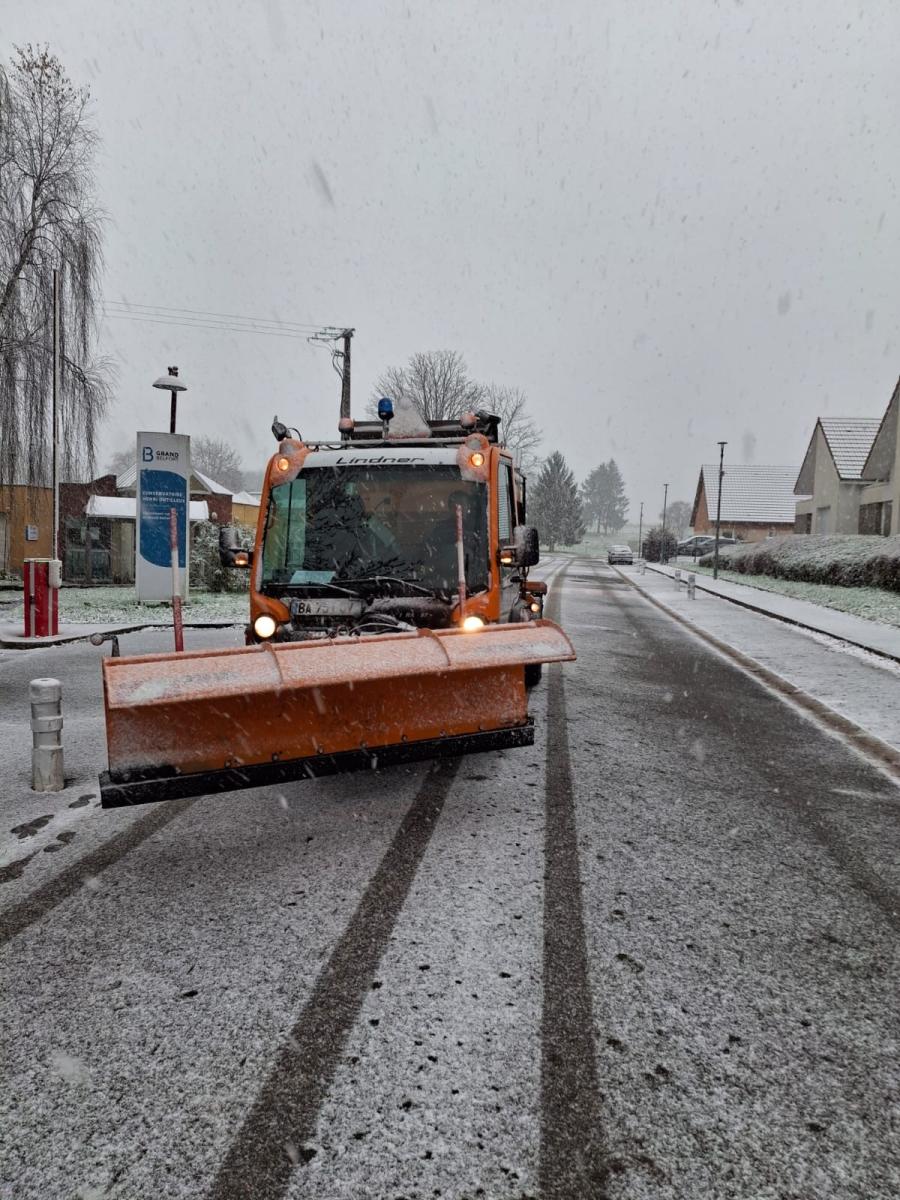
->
793, 417, 881, 534
691, 464, 805, 542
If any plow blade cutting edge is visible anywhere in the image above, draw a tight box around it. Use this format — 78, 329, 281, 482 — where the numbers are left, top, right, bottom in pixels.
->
99, 620, 575, 807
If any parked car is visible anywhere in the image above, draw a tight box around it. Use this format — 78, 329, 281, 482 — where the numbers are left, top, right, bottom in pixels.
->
677, 534, 736, 558
607, 544, 634, 564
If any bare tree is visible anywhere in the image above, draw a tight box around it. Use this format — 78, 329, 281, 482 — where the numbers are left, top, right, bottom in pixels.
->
371, 350, 483, 422
0, 46, 113, 486
480, 383, 542, 475
661, 499, 692, 538
105, 445, 134, 478
192, 436, 244, 493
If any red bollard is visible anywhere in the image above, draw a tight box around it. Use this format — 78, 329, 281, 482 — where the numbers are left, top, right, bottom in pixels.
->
23, 559, 60, 637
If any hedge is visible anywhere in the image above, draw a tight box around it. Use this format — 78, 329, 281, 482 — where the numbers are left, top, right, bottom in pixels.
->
699, 534, 900, 593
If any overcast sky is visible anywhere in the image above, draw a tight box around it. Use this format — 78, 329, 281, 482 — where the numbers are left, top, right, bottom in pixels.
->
10, 1, 900, 514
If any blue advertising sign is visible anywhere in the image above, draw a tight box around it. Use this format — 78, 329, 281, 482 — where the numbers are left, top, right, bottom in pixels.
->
136, 432, 191, 602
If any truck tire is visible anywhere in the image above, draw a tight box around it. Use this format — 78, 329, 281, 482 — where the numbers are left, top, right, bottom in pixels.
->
524, 663, 543, 689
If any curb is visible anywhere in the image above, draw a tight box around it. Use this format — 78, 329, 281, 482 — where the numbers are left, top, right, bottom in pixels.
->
612, 565, 900, 781
644, 563, 900, 667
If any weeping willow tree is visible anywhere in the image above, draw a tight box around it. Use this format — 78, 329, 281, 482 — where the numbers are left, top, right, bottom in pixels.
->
0, 45, 112, 488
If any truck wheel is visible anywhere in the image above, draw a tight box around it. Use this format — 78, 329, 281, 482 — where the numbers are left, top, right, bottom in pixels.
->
524, 663, 543, 689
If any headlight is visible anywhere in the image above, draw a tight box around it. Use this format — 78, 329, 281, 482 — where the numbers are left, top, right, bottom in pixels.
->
462, 615, 485, 631
254, 614, 277, 640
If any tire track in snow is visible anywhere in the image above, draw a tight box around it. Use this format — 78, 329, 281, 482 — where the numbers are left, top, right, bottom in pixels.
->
540, 560, 611, 1198
205, 756, 461, 1200
0, 796, 199, 948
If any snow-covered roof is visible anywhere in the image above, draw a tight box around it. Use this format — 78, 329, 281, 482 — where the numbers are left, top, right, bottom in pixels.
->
818, 418, 881, 481
231, 490, 260, 506
85, 496, 210, 521
115, 462, 231, 494
696, 465, 805, 524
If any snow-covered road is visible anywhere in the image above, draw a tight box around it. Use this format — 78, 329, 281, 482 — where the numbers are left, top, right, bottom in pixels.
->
1, 560, 898, 1199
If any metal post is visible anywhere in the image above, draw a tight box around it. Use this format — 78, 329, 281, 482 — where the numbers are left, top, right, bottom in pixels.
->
170, 507, 184, 651
31, 678, 64, 791
637, 501, 643, 559
713, 441, 727, 580
455, 503, 467, 621
661, 483, 669, 564
168, 366, 179, 433
52, 269, 60, 563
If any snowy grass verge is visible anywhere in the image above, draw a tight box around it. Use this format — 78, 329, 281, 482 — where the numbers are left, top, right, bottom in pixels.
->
6, 586, 248, 624
689, 564, 900, 629
701, 533, 900, 592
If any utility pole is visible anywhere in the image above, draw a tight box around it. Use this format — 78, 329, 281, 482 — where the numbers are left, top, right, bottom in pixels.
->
308, 326, 355, 419
340, 328, 353, 420
713, 440, 727, 580
637, 501, 644, 556
661, 483, 669, 564
52, 269, 60, 565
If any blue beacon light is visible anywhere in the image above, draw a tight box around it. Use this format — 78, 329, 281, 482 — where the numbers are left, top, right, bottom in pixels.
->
377, 396, 394, 436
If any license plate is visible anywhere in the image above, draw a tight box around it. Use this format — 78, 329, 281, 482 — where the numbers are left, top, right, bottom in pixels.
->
291, 598, 365, 617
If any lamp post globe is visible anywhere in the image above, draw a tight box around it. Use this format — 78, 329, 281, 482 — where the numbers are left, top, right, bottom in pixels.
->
153, 366, 187, 433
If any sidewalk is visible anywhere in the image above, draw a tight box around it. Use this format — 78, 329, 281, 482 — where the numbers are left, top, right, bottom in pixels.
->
0, 617, 243, 650
647, 562, 900, 664
613, 562, 900, 765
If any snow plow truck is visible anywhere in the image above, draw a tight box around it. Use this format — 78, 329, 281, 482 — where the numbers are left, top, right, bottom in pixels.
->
98, 402, 575, 807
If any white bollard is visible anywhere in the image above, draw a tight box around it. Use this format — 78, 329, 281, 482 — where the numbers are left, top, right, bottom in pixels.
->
687, 573, 696, 600
31, 678, 64, 792
674, 568, 682, 588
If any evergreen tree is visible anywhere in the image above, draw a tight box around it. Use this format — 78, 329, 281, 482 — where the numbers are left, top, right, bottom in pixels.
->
601, 459, 629, 533
580, 459, 628, 533
530, 451, 584, 552
581, 463, 610, 533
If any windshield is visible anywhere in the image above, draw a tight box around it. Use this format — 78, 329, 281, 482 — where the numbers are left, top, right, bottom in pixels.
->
261, 465, 488, 594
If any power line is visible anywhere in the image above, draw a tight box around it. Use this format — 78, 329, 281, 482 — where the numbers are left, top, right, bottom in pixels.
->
104, 299, 342, 331
103, 312, 320, 341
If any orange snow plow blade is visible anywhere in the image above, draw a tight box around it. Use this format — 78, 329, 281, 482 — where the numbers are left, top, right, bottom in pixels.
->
99, 621, 575, 807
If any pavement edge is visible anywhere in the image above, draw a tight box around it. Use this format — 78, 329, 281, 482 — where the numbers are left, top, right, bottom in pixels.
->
612, 565, 900, 783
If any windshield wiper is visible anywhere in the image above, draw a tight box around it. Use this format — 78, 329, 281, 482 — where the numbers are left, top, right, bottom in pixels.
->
337, 575, 435, 596
273, 580, 361, 597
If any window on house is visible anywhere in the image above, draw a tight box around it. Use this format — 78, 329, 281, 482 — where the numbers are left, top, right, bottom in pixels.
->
859, 502, 889, 536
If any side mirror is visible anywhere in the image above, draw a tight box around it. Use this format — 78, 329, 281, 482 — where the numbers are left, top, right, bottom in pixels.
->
499, 525, 539, 569
515, 525, 540, 566
219, 525, 253, 568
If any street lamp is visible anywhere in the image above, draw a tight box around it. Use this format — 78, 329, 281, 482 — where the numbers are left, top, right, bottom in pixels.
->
637, 501, 644, 558
661, 483, 669, 564
713, 441, 727, 580
153, 366, 187, 433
